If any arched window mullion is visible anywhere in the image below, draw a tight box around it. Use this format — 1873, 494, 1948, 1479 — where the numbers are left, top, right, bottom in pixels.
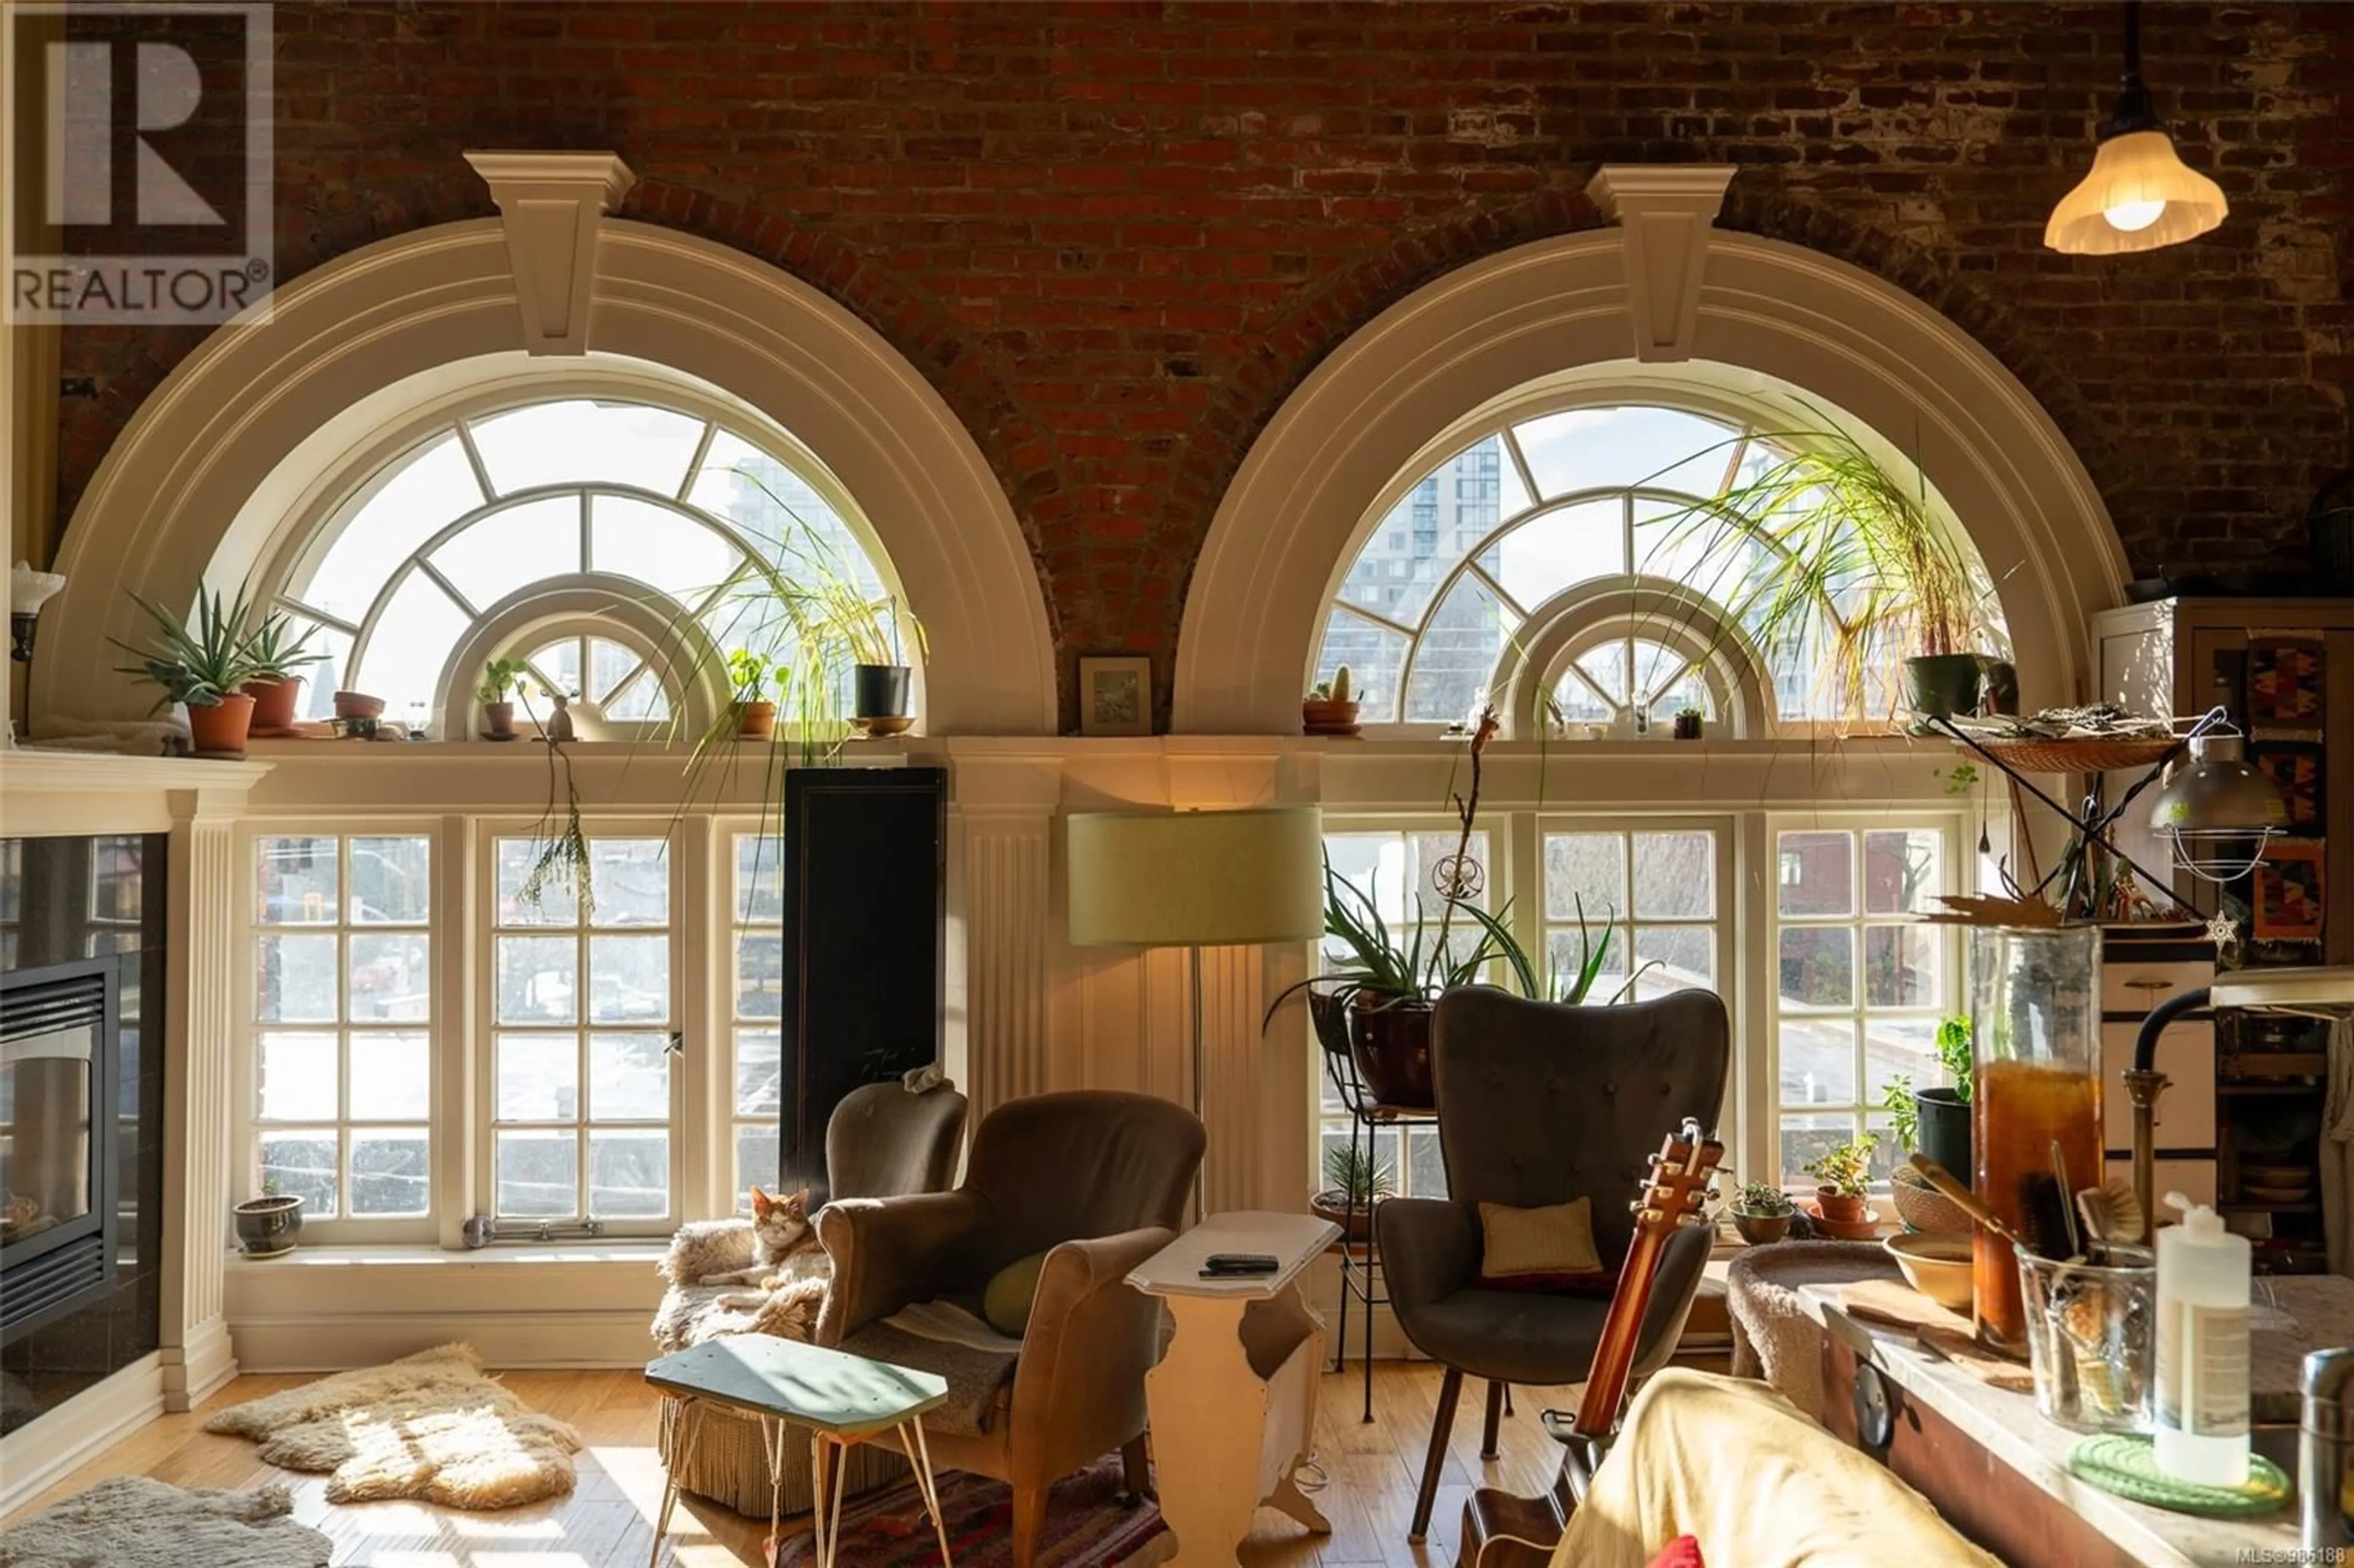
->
276, 595, 358, 637
452, 419, 495, 502
1464, 558, 1522, 622
1330, 598, 1415, 641
413, 556, 479, 620
676, 421, 717, 504
1499, 425, 1542, 507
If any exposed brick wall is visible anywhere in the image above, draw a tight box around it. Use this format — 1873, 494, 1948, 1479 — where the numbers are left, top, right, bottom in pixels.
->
50, 1, 2353, 727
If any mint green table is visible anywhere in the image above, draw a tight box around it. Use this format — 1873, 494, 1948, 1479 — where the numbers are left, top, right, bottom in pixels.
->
645, 1336, 953, 1568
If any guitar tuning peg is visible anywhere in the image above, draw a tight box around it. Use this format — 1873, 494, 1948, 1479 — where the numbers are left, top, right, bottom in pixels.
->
1628, 1199, 1644, 1214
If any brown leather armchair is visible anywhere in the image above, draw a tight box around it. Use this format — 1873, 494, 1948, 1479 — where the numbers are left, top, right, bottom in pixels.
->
817, 1090, 1205, 1568
1379, 986, 1731, 1542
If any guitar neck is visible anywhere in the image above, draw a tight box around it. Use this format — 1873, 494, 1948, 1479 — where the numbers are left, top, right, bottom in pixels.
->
1572, 1227, 1669, 1439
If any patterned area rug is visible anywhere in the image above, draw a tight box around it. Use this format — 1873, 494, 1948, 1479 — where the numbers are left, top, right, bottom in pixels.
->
0, 1478, 332, 1567
200, 1342, 581, 1508
772, 1458, 1168, 1567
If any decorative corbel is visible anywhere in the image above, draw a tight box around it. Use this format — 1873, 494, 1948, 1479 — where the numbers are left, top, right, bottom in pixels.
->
1584, 165, 1736, 363
462, 151, 637, 356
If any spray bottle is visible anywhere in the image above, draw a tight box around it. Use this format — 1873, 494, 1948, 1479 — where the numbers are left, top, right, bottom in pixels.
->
2155, 1190, 2252, 1486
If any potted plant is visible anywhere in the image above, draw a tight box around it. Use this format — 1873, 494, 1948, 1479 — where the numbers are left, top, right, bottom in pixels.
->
1731, 1178, 1796, 1245
1672, 705, 1704, 740
237, 612, 321, 734
1645, 420, 2004, 725
1311, 1143, 1395, 1244
1303, 665, 1362, 736
1802, 1134, 1880, 1238
478, 657, 528, 739
234, 1187, 303, 1257
726, 649, 778, 738
841, 593, 924, 737
1916, 1017, 1974, 1180
112, 587, 264, 756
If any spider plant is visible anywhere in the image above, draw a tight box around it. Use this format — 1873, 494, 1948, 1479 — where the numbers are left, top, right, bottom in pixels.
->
1636, 419, 2004, 725
111, 587, 262, 709
236, 611, 322, 682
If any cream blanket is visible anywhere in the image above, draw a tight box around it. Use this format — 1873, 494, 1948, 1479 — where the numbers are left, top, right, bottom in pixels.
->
1553, 1369, 1998, 1568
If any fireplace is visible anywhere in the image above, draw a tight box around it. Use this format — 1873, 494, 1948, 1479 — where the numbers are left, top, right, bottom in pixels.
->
0, 833, 164, 1437
1, 961, 120, 1341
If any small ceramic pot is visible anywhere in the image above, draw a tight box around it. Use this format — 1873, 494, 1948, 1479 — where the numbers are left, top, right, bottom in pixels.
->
1975, 657, 2019, 717
1302, 698, 1362, 736
333, 690, 386, 720
1902, 654, 1982, 720
1672, 712, 1704, 740
1731, 1209, 1792, 1246
736, 699, 777, 739
853, 664, 912, 720
234, 1194, 303, 1256
483, 701, 516, 737
1347, 994, 1435, 1108
1815, 1187, 1869, 1224
242, 675, 304, 732
1311, 1189, 1381, 1246
186, 693, 257, 756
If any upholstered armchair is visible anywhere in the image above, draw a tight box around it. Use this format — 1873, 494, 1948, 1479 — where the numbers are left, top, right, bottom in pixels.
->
1379, 986, 1731, 1542
817, 1090, 1205, 1568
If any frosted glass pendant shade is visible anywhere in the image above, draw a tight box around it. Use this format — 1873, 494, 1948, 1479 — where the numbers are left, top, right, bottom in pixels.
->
2046, 129, 2226, 255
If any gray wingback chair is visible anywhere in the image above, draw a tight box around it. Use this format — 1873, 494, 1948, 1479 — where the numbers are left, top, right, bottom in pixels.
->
1378, 985, 1730, 1542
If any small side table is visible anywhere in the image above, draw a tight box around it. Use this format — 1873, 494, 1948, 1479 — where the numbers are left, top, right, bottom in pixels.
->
645, 1335, 953, 1568
1129, 1210, 1340, 1567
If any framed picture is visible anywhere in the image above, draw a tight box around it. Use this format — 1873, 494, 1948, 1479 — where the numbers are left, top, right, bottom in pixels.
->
2253, 839, 2326, 944
1078, 655, 1151, 737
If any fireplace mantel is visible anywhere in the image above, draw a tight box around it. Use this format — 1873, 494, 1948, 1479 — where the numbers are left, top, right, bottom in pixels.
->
0, 751, 272, 838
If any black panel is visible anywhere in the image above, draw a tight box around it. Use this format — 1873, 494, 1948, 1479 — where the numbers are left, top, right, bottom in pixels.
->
779, 769, 946, 1204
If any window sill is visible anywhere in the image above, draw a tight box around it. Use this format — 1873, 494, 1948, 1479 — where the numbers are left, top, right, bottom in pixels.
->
225, 1241, 669, 1269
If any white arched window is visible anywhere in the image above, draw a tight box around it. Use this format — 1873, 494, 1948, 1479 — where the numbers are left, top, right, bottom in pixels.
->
1311, 401, 2006, 738
258, 396, 898, 736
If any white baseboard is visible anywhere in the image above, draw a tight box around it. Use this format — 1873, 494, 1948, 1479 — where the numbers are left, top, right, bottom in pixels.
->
0, 1353, 166, 1517
230, 1310, 658, 1371
161, 1316, 238, 1412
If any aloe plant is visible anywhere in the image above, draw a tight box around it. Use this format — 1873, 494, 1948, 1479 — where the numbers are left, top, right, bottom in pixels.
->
237, 611, 322, 682
111, 587, 262, 709
1322, 1143, 1395, 1204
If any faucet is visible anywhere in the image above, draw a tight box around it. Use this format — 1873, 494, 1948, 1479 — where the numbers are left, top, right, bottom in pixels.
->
2303, 1347, 2354, 1550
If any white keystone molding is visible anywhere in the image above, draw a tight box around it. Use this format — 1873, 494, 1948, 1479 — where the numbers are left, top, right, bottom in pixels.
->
1585, 164, 1736, 363
463, 151, 636, 356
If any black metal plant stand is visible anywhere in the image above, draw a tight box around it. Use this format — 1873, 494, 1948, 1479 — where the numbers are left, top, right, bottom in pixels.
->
1314, 994, 1433, 1423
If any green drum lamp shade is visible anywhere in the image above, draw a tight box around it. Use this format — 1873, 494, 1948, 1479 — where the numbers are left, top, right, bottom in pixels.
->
1065, 806, 1326, 950
1066, 804, 1325, 1219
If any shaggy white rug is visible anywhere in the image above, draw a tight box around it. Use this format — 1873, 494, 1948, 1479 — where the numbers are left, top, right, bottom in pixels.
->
0, 1477, 332, 1566
202, 1342, 581, 1509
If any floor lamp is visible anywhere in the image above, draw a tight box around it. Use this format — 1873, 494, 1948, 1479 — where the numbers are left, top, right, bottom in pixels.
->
1066, 805, 1325, 1220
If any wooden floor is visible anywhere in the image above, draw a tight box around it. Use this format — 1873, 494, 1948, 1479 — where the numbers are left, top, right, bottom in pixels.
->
4, 1363, 1583, 1566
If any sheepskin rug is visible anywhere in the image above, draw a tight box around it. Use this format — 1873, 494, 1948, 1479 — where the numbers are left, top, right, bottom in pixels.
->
0, 1477, 332, 1567
202, 1342, 581, 1509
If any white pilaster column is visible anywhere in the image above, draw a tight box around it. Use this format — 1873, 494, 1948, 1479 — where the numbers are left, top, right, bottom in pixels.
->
957, 809, 1054, 1125
159, 789, 242, 1409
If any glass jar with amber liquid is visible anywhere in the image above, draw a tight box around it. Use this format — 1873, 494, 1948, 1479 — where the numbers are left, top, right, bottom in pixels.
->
1969, 924, 2101, 1354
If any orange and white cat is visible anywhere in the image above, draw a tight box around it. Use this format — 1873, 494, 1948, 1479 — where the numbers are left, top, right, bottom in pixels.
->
699, 1186, 821, 1294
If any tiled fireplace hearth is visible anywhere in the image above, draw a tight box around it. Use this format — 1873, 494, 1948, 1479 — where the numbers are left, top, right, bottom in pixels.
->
0, 835, 166, 1437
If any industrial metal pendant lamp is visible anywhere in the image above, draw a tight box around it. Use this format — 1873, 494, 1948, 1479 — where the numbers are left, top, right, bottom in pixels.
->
2045, 1, 2228, 255
2146, 728, 2285, 883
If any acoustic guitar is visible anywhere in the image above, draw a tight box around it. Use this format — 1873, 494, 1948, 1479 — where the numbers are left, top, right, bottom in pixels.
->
1454, 1116, 1724, 1568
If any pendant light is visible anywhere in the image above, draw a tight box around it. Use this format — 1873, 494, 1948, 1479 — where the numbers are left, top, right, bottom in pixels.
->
2044, 1, 2227, 255
2147, 731, 2284, 883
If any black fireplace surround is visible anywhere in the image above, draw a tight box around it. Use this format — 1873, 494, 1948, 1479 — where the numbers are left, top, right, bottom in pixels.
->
0, 834, 166, 1436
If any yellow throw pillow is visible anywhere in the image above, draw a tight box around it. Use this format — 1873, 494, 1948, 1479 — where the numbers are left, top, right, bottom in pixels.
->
1477, 1197, 1612, 1293
983, 1249, 1050, 1338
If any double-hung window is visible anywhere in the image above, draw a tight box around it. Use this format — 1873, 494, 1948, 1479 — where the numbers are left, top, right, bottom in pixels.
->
487, 834, 677, 1230
729, 832, 785, 1209
246, 832, 435, 1235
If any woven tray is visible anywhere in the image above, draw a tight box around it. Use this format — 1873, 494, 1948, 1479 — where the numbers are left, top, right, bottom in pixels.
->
1975, 736, 2176, 774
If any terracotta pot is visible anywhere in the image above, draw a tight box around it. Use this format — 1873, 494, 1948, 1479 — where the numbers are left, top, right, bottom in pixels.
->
242, 675, 303, 731
333, 690, 386, 720
1311, 1189, 1382, 1246
483, 701, 516, 737
1301, 698, 1362, 736
1815, 1187, 1869, 1224
234, 1195, 303, 1256
1348, 995, 1434, 1108
1732, 1209, 1792, 1246
186, 693, 256, 756
737, 699, 777, 739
